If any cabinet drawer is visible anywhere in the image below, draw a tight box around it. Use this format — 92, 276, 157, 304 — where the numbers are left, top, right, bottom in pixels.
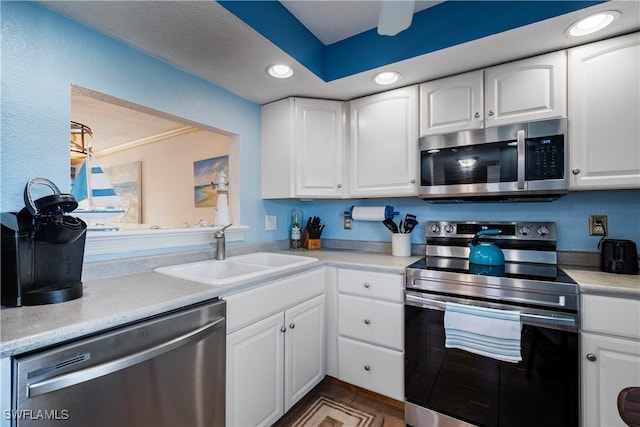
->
582, 295, 640, 339
338, 294, 403, 350
338, 269, 403, 302
337, 337, 403, 401
224, 269, 325, 333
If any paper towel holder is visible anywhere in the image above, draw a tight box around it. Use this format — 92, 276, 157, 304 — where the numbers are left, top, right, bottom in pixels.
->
345, 206, 399, 221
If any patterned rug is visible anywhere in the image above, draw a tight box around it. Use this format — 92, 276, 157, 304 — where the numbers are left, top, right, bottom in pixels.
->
290, 395, 383, 427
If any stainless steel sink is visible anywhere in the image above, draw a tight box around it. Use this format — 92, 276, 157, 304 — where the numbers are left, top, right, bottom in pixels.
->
154, 252, 318, 286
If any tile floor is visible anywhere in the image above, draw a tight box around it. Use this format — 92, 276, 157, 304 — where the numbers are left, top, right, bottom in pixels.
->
273, 376, 405, 426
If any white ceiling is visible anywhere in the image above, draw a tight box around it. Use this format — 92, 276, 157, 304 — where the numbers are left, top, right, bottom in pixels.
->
40, 0, 640, 149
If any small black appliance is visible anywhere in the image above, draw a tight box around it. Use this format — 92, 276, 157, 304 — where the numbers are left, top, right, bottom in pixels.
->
601, 239, 638, 274
1, 178, 87, 307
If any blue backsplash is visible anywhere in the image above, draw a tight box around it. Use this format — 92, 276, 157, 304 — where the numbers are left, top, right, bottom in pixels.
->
263, 190, 640, 253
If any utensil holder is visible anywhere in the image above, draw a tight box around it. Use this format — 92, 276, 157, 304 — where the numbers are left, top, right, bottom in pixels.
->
391, 233, 411, 256
302, 229, 321, 250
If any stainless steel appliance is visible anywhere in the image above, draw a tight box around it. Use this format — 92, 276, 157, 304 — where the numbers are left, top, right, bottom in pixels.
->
418, 119, 568, 201
10, 299, 226, 427
405, 221, 579, 427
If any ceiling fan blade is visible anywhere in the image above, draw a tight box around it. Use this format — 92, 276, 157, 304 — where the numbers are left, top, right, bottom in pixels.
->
377, 0, 415, 36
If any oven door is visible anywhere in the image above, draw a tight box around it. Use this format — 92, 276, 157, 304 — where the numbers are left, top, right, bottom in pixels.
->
404, 292, 579, 427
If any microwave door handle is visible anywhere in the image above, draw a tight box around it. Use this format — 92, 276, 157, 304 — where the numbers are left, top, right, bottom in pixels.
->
517, 129, 526, 190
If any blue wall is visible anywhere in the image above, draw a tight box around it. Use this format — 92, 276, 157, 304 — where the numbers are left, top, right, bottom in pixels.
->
2, 2, 638, 257
1, 1, 266, 242
264, 191, 640, 253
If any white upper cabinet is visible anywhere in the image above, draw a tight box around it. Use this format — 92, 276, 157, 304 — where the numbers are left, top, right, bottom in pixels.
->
348, 86, 419, 197
262, 97, 345, 199
419, 70, 484, 135
485, 50, 567, 127
568, 32, 640, 190
420, 51, 567, 136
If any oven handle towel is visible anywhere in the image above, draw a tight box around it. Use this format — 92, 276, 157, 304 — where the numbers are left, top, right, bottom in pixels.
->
444, 302, 522, 363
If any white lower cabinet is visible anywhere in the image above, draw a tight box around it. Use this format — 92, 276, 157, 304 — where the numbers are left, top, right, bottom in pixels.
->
335, 268, 404, 401
224, 269, 325, 427
581, 294, 640, 427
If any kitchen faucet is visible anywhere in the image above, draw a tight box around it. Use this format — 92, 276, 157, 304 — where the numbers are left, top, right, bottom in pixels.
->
214, 223, 233, 260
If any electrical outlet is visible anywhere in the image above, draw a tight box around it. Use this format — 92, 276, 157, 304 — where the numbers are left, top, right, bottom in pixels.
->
265, 215, 277, 231
344, 216, 352, 230
589, 215, 607, 236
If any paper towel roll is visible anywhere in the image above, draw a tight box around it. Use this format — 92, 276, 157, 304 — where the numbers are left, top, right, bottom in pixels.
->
350, 206, 394, 221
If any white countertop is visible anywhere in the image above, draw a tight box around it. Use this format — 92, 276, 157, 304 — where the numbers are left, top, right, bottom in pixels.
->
562, 266, 639, 298
2, 249, 637, 358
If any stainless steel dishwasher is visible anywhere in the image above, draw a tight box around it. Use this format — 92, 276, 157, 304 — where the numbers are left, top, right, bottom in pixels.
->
10, 299, 225, 427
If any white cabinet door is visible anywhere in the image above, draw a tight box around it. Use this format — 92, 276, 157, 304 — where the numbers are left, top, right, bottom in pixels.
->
582, 333, 640, 427
262, 97, 345, 198
295, 98, 345, 197
568, 33, 640, 190
262, 98, 295, 199
419, 70, 484, 135
348, 86, 419, 197
284, 294, 325, 412
485, 50, 567, 127
226, 311, 285, 427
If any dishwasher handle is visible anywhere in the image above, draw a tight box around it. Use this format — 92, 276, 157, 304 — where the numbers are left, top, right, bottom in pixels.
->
27, 317, 225, 398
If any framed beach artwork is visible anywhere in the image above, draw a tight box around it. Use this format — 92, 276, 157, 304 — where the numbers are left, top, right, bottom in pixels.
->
104, 161, 142, 223
194, 155, 228, 208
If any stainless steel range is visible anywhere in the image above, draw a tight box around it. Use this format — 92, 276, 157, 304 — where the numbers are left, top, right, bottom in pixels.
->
405, 221, 579, 427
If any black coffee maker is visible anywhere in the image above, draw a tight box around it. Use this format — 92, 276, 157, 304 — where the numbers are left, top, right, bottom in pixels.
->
1, 178, 87, 306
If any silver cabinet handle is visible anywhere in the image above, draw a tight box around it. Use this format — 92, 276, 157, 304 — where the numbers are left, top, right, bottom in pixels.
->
410, 179, 416, 184
572, 169, 581, 175
27, 317, 225, 398
280, 326, 287, 333
474, 112, 480, 118
586, 353, 597, 362
488, 110, 495, 116
364, 365, 371, 371
337, 184, 342, 188
363, 283, 371, 289
289, 323, 295, 329
364, 319, 371, 325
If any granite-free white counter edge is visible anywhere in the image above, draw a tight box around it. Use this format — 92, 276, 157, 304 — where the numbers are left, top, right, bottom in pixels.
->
563, 266, 640, 299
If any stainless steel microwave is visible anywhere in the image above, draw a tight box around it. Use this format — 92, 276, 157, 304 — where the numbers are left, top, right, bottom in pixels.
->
418, 118, 568, 201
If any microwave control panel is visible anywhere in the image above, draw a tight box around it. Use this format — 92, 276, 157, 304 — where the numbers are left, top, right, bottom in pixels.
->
526, 134, 564, 180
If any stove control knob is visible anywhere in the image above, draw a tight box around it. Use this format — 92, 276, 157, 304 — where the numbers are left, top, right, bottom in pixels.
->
444, 224, 455, 233
537, 225, 550, 236
430, 224, 441, 234
518, 226, 530, 236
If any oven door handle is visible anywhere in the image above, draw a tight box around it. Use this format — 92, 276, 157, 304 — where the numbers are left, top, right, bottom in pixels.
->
405, 294, 577, 328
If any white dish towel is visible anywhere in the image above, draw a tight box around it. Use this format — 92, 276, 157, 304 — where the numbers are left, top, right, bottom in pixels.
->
444, 302, 522, 363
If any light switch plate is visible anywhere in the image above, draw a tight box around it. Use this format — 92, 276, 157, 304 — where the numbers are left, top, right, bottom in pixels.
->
265, 215, 277, 231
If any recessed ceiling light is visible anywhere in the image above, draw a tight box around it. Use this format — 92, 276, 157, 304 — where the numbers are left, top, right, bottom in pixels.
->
566, 11, 620, 37
373, 71, 401, 85
266, 64, 294, 79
